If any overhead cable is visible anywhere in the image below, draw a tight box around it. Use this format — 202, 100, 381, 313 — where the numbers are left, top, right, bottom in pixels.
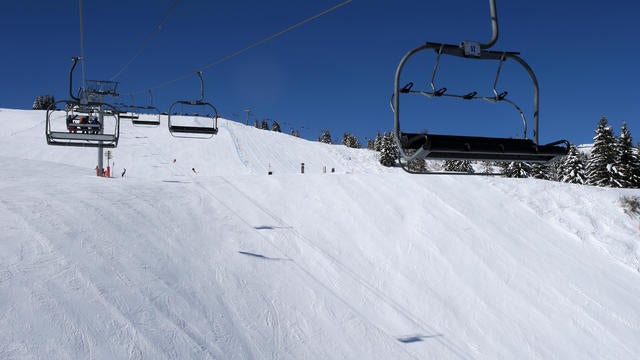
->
111, 0, 183, 81
78, 0, 86, 90
130, 0, 353, 95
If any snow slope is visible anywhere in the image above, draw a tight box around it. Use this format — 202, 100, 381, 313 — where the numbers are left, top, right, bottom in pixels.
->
1, 108, 639, 359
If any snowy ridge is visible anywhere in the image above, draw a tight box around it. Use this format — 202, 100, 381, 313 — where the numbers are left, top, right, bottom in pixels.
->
1, 108, 639, 359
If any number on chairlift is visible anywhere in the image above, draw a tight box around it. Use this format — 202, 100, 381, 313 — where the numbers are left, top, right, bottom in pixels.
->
462, 41, 481, 57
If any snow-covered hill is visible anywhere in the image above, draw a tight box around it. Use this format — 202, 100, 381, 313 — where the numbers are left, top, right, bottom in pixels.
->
1, 108, 639, 359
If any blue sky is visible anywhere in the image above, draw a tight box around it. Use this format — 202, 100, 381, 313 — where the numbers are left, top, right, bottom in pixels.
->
1, 0, 639, 146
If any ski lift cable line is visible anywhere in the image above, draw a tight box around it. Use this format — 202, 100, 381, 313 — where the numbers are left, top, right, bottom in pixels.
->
78, 0, 86, 91
128, 0, 353, 96
110, 0, 182, 81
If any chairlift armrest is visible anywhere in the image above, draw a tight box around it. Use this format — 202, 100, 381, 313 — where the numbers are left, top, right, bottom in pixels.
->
401, 82, 414, 93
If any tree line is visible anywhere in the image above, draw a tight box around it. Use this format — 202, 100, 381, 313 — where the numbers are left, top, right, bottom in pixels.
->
32, 95, 55, 110
317, 117, 640, 188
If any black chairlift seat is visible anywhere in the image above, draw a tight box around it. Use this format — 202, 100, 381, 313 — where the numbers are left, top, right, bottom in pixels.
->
133, 118, 160, 126
168, 124, 218, 135
400, 132, 569, 162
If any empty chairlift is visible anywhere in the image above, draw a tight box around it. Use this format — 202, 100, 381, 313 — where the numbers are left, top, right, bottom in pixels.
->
391, 0, 569, 171
131, 105, 161, 126
117, 90, 161, 127
167, 71, 219, 138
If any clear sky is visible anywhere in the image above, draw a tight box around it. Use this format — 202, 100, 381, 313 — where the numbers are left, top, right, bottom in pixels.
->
1, 0, 639, 146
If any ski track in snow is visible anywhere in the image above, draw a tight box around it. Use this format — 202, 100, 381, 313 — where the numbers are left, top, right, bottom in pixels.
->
196, 176, 473, 360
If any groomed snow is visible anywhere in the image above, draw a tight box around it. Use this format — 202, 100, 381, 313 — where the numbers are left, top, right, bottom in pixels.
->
1, 108, 639, 359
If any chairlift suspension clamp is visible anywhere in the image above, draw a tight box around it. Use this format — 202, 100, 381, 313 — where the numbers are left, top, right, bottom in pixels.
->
461, 41, 482, 57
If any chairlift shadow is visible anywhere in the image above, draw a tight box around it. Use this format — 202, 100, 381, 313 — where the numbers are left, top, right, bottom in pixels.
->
397, 334, 444, 343
238, 251, 290, 261
254, 225, 293, 230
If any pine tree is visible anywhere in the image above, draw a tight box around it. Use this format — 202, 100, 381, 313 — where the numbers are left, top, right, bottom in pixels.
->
529, 163, 548, 180
442, 160, 474, 173
503, 161, 531, 178
379, 132, 398, 167
352, 135, 361, 149
318, 130, 332, 144
480, 161, 495, 174
559, 144, 586, 184
406, 156, 426, 173
586, 116, 616, 187
545, 157, 564, 182
342, 132, 361, 149
374, 132, 383, 152
272, 120, 281, 132
366, 138, 375, 150
636, 142, 640, 187
261, 119, 270, 130
32, 96, 43, 110
43, 95, 55, 109
613, 122, 640, 188
442, 160, 455, 172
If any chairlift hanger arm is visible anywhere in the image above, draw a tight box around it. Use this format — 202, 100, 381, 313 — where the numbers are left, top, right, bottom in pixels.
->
69, 57, 82, 101
482, 0, 499, 49
195, 71, 205, 102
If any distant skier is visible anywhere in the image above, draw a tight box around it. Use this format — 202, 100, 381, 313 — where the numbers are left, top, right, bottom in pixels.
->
192, 167, 197, 174
121, 168, 126, 177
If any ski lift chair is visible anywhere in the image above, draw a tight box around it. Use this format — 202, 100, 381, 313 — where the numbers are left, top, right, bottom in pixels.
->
46, 101, 120, 148
116, 104, 162, 126
117, 90, 161, 126
45, 58, 121, 148
131, 105, 161, 126
167, 71, 219, 138
117, 106, 140, 120
392, 0, 569, 172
